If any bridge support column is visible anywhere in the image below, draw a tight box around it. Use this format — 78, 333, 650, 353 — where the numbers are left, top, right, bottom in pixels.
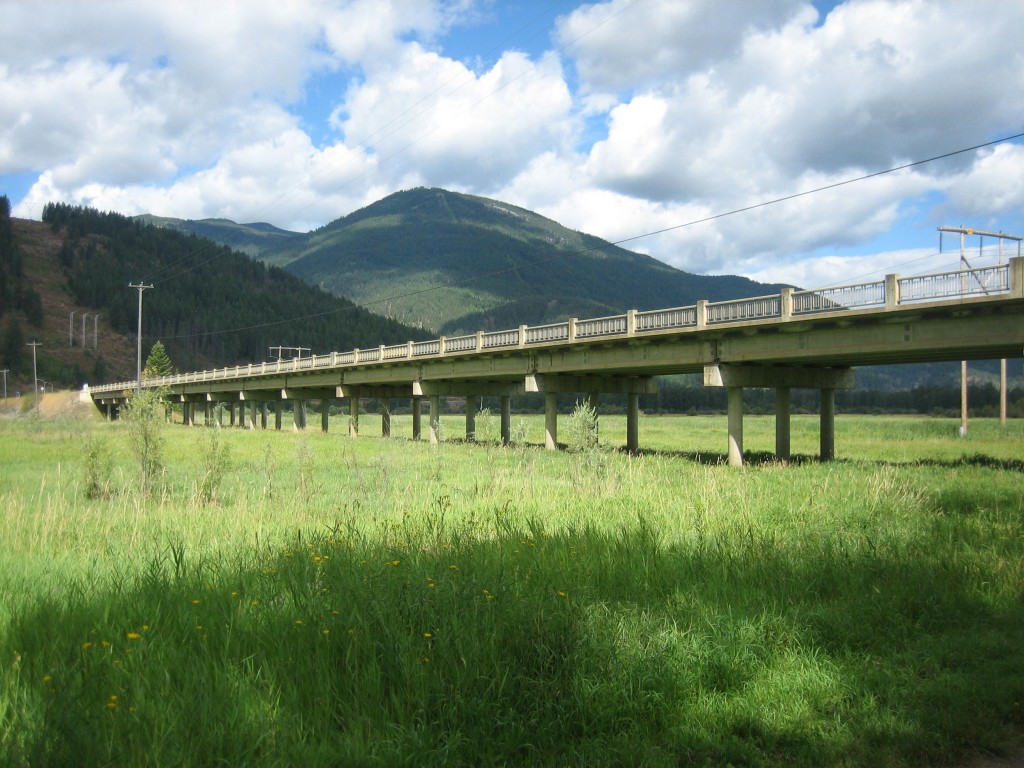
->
727, 387, 744, 467
381, 398, 391, 438
466, 396, 476, 442
588, 392, 600, 440
293, 400, 306, 431
500, 396, 511, 445
820, 388, 835, 461
429, 395, 441, 444
321, 400, 330, 433
274, 401, 282, 431
775, 388, 791, 462
182, 402, 192, 427
544, 392, 558, 450
246, 402, 257, 430
261, 402, 268, 430
229, 404, 236, 427
202, 402, 210, 426
348, 398, 359, 437
412, 397, 422, 440
626, 393, 639, 453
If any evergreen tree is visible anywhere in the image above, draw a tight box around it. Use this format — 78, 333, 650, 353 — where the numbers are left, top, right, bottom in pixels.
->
2, 318, 25, 373
143, 340, 173, 379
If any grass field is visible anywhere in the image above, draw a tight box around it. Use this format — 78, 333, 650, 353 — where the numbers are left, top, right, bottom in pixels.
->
1, 404, 1023, 766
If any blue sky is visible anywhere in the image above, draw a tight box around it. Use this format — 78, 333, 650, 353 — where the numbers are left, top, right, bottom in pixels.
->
2, 0, 1023, 289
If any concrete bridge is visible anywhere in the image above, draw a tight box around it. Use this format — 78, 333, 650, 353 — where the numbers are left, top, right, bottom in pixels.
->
89, 259, 1024, 466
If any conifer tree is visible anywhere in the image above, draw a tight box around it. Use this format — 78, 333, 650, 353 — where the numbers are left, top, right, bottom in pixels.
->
143, 340, 173, 379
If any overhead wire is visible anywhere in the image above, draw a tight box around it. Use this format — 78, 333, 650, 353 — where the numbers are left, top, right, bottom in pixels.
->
147, 130, 1024, 345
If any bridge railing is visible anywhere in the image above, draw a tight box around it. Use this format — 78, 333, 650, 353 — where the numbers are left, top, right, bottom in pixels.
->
898, 264, 1009, 303
87, 259, 1020, 395
792, 280, 887, 314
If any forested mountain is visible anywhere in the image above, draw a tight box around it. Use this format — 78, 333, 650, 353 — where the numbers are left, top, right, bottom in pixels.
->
134, 214, 300, 258
156, 187, 791, 334
0, 203, 429, 390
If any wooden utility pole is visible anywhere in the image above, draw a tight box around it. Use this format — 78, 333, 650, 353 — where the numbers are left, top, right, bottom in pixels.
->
129, 283, 153, 393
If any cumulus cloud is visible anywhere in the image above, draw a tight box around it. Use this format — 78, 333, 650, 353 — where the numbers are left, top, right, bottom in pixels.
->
1, 0, 1023, 285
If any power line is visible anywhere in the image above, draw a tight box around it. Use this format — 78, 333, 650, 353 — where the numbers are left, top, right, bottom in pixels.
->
145, 131, 1024, 345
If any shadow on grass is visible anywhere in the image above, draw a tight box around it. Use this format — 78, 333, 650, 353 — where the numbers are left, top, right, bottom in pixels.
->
7, 513, 1024, 767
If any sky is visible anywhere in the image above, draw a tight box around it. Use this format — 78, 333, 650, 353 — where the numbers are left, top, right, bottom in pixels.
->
2, 0, 1023, 290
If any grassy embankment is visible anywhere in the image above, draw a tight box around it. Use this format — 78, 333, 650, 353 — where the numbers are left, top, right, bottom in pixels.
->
1, 404, 1023, 766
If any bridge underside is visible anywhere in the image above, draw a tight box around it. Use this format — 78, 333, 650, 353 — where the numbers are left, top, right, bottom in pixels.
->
90, 292, 1024, 466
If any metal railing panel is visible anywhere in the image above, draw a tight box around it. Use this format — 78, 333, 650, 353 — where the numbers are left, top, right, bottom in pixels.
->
446, 335, 477, 353
412, 340, 440, 356
382, 344, 407, 360
898, 265, 1009, 303
793, 281, 885, 314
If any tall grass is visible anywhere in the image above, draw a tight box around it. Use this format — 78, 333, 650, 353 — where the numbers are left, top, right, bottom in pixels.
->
1, 413, 1022, 766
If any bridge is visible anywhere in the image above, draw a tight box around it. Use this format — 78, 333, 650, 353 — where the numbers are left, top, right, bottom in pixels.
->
89, 258, 1024, 466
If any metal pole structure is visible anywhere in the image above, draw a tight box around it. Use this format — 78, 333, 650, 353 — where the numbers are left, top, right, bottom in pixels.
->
69, 311, 75, 347
93, 314, 99, 349
82, 313, 89, 348
27, 341, 40, 414
0, 369, 8, 405
129, 283, 153, 394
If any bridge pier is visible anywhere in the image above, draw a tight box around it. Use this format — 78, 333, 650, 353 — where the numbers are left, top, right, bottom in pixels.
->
293, 399, 306, 431
261, 402, 268, 430
412, 397, 422, 440
626, 392, 639, 453
544, 392, 558, 449
381, 398, 391, 438
466, 396, 477, 442
321, 399, 330, 433
775, 388, 791, 461
706, 365, 854, 465
429, 395, 441, 443
500, 395, 511, 444
274, 401, 283, 430
349, 398, 359, 437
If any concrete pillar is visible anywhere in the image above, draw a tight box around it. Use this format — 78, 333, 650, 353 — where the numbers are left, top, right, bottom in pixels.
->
203, 402, 211, 426
727, 387, 744, 467
412, 397, 422, 440
429, 395, 441, 444
500, 395, 511, 445
544, 392, 558, 450
293, 400, 306, 431
465, 396, 476, 442
820, 388, 835, 461
229, 404, 236, 427
274, 401, 283, 431
260, 402, 268, 430
775, 387, 791, 461
245, 402, 256, 430
183, 402, 192, 426
105, 403, 112, 421
626, 392, 639, 453
321, 399, 330, 433
381, 398, 391, 438
348, 398, 359, 438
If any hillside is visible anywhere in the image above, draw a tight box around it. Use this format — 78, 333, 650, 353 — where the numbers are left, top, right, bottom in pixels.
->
134, 214, 301, 259
0, 202, 429, 392
158, 188, 792, 334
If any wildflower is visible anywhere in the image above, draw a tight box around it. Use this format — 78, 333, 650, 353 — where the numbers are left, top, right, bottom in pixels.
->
423, 632, 433, 639
449, 564, 459, 572
127, 632, 141, 641
101, 640, 110, 648
81, 642, 93, 650
42, 674, 52, 683
251, 599, 260, 607
295, 619, 304, 626
321, 629, 330, 636
141, 625, 150, 632
230, 591, 238, 598
191, 599, 201, 605
558, 591, 567, 598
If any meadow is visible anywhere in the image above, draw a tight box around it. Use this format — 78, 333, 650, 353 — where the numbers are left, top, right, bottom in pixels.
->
1, 404, 1023, 767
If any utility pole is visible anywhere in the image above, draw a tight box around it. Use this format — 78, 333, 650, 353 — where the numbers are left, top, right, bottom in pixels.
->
27, 341, 40, 414
0, 369, 8, 405
93, 313, 99, 349
82, 313, 90, 348
938, 226, 1023, 435
69, 311, 75, 347
129, 283, 153, 393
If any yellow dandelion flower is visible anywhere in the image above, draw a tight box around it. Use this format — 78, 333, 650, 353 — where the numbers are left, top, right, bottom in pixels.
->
81, 642, 93, 650
423, 632, 433, 639
251, 599, 260, 607
191, 599, 201, 605
449, 564, 459, 571
106, 701, 118, 710
558, 591, 567, 598
230, 591, 238, 598
141, 625, 150, 631
321, 629, 330, 636
127, 632, 141, 641
295, 619, 304, 626
101, 640, 110, 648
42, 674, 52, 683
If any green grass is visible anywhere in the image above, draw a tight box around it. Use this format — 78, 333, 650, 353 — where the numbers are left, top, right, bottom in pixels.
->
1, 412, 1023, 766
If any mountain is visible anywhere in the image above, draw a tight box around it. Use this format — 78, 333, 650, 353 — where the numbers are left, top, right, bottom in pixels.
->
0, 201, 429, 392
158, 188, 792, 334
135, 214, 301, 259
